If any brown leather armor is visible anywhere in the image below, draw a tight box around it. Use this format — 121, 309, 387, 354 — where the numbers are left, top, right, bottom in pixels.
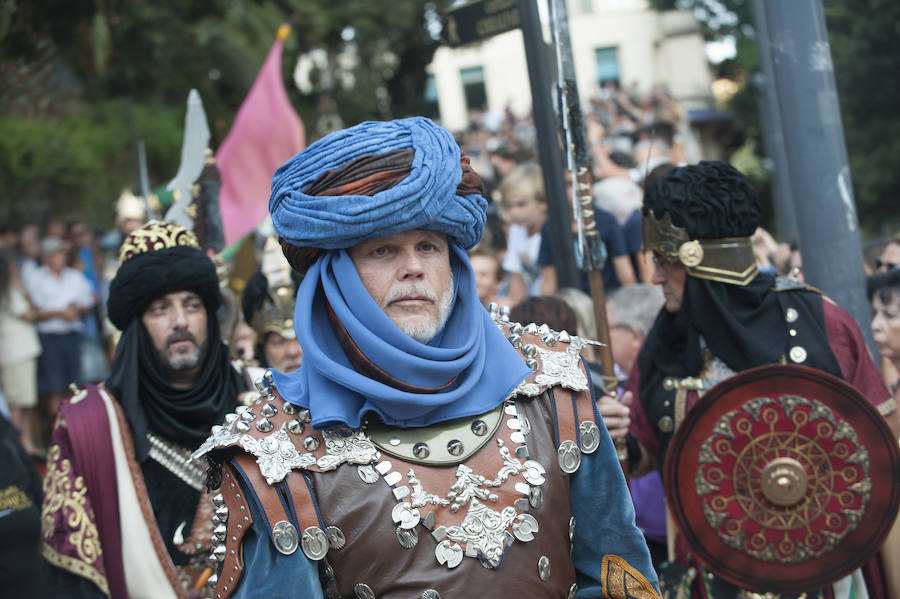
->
195, 322, 612, 599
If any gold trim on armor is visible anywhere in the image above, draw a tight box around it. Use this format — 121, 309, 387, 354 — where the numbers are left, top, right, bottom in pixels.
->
367, 403, 505, 465
601, 554, 661, 599
642, 210, 758, 286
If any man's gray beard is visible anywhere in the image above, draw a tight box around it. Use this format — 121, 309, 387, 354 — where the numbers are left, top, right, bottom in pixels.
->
385, 284, 454, 344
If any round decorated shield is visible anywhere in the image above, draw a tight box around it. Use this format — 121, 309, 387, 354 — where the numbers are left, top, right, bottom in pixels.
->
664, 364, 900, 593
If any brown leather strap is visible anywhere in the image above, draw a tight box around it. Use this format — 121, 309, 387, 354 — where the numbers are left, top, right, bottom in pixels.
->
552, 384, 597, 450
233, 454, 292, 534
216, 463, 254, 599
283, 469, 323, 534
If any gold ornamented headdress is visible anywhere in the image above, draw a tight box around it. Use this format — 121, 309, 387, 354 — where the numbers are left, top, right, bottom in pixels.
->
642, 210, 758, 286
118, 221, 200, 265
250, 237, 297, 340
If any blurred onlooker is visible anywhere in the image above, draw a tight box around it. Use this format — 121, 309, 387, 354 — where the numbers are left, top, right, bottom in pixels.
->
469, 249, 506, 308
68, 222, 108, 383
876, 232, 900, 273
43, 218, 66, 241
25, 237, 95, 418
498, 162, 547, 305
0, 249, 41, 454
869, 269, 900, 398
593, 175, 649, 284
863, 238, 890, 277
606, 283, 665, 380
16, 223, 40, 288
0, 225, 17, 249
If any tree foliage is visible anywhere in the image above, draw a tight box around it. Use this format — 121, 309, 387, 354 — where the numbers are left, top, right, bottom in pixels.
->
649, 0, 900, 237
0, 0, 451, 226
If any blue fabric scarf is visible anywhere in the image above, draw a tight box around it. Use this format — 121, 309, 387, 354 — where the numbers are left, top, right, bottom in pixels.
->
270, 244, 532, 429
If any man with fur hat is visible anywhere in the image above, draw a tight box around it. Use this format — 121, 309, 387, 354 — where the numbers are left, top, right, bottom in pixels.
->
42, 221, 244, 598
193, 117, 659, 598
624, 161, 896, 597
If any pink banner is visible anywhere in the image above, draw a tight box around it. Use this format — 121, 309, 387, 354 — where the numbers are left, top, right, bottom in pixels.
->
217, 26, 305, 245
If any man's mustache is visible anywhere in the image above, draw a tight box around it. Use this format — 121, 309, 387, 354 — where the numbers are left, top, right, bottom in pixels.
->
383, 286, 438, 307
166, 330, 197, 346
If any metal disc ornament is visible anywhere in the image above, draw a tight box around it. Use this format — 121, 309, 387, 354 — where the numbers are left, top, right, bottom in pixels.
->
664, 364, 900, 594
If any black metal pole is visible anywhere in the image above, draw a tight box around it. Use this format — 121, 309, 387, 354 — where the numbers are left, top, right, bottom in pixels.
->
757, 0, 877, 354
517, 0, 580, 289
750, 0, 796, 245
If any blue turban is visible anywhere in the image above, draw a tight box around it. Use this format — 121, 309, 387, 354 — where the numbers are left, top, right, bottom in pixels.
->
269, 117, 486, 252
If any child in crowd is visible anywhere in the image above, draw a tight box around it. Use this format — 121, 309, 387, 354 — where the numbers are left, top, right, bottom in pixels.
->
468, 249, 507, 309
498, 162, 546, 305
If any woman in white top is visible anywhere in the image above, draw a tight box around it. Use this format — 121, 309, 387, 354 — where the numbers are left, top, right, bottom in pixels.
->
0, 249, 41, 454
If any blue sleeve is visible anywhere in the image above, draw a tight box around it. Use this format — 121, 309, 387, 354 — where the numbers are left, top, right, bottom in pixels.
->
624, 210, 643, 255
570, 399, 660, 597
596, 209, 628, 258
231, 478, 324, 599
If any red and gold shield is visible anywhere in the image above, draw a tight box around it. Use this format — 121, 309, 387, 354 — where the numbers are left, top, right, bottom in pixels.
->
664, 364, 900, 593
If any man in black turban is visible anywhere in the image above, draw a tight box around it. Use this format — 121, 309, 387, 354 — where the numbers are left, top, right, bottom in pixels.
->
623, 161, 895, 597
41, 221, 243, 598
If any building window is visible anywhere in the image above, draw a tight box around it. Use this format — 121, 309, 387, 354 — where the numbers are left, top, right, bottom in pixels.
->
595, 46, 620, 87
424, 73, 440, 120
460, 66, 487, 112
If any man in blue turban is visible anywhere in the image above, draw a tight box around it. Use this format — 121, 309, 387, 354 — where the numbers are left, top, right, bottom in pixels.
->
194, 117, 659, 599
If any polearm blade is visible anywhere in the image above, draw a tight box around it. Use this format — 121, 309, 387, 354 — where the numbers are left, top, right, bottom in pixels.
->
548, 0, 626, 469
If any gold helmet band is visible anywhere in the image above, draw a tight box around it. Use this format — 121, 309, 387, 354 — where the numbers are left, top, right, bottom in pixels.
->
250, 237, 297, 340
642, 210, 758, 286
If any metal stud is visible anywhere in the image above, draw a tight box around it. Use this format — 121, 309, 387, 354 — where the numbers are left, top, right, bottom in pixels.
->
513, 513, 539, 542
263, 369, 275, 386
538, 555, 551, 581
255, 418, 274, 433
568, 583, 578, 599
541, 333, 558, 346
557, 440, 581, 473
212, 544, 227, 560
558, 330, 571, 343
578, 421, 601, 454
325, 526, 346, 550
212, 493, 225, 508
471, 420, 488, 436
413, 442, 431, 459
301, 526, 329, 560
526, 358, 539, 371
272, 520, 299, 555
499, 305, 511, 322
253, 377, 268, 394
260, 403, 277, 417
389, 435, 401, 446
213, 524, 227, 540
789, 346, 808, 363
287, 418, 304, 435
297, 408, 311, 423
524, 322, 539, 335
523, 343, 538, 358
396, 526, 419, 548
529, 485, 544, 509
538, 323, 551, 335
789, 328, 798, 337
447, 439, 464, 456
237, 406, 254, 420
786, 307, 799, 323
357, 464, 379, 484
434, 540, 464, 568
224, 413, 238, 424
215, 506, 229, 522
510, 322, 524, 336
658, 415, 674, 432
355, 583, 376, 599
422, 590, 441, 599
211, 424, 223, 435
207, 573, 218, 588
488, 302, 500, 318
507, 333, 523, 349
392, 502, 420, 529
304, 436, 320, 451
235, 420, 251, 433
282, 402, 298, 415
207, 553, 219, 568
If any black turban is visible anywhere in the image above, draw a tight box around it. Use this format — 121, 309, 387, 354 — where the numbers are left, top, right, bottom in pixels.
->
643, 161, 760, 239
107, 245, 221, 331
